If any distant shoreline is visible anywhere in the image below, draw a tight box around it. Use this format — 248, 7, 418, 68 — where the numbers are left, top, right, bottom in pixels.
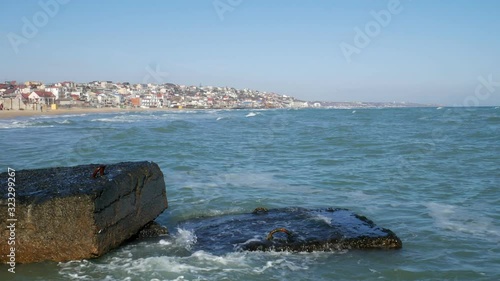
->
0, 107, 182, 119
3, 105, 493, 119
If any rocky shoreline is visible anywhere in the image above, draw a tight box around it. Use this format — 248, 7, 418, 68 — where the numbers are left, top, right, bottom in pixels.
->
1, 162, 402, 265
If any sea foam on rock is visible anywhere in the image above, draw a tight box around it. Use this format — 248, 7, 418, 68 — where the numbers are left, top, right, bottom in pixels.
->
0, 161, 168, 263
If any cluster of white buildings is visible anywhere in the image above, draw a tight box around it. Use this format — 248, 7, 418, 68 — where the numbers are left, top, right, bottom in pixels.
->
0, 80, 309, 110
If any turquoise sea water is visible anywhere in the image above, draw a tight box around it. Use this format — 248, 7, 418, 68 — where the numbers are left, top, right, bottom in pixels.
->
0, 107, 499, 281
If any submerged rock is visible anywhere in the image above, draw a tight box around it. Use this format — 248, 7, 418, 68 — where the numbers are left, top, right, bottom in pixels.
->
136, 221, 169, 239
178, 207, 402, 254
0, 161, 168, 263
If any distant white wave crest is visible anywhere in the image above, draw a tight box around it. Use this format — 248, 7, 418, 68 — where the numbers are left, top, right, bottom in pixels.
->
425, 202, 500, 241
245, 112, 259, 117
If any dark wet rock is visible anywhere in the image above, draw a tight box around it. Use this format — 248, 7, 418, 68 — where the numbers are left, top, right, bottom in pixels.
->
136, 221, 169, 239
178, 207, 402, 254
0, 161, 168, 263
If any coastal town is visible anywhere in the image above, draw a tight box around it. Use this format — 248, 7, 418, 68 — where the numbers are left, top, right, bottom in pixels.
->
0, 80, 308, 111
0, 80, 431, 111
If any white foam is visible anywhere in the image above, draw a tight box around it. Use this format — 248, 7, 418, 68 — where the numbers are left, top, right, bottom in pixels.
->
253, 257, 308, 273
190, 250, 248, 266
56, 114, 87, 118
215, 172, 282, 188
425, 202, 500, 241
0, 119, 56, 129
311, 214, 332, 225
174, 228, 197, 250
90, 113, 167, 123
245, 112, 258, 117
341, 190, 380, 214
91, 117, 135, 123
158, 239, 172, 246
58, 247, 337, 281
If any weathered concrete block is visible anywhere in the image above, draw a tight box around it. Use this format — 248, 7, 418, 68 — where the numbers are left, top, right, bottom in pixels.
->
0, 161, 167, 263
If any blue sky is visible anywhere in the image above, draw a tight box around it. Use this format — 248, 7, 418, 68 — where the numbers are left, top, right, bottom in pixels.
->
1, 0, 499, 105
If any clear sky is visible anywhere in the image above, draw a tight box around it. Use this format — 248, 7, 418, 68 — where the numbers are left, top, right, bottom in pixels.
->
1, 0, 499, 105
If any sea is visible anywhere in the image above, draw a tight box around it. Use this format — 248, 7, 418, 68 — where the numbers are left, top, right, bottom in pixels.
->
0, 107, 499, 281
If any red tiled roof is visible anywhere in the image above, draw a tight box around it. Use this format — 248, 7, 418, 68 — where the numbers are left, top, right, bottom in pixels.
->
34, 91, 55, 98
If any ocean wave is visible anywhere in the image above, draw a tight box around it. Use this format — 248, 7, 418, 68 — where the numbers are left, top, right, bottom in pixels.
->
486, 116, 500, 122
149, 121, 197, 135
4, 107, 498, 280
246, 112, 260, 117
310, 213, 333, 225
173, 228, 198, 251
0, 119, 75, 129
58, 245, 323, 281
90, 112, 171, 123
91, 117, 137, 123
425, 202, 500, 241
57, 114, 88, 118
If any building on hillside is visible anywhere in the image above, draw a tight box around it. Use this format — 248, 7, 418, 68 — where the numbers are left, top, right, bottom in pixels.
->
24, 81, 43, 87
45, 86, 61, 99
28, 91, 56, 106
129, 97, 141, 107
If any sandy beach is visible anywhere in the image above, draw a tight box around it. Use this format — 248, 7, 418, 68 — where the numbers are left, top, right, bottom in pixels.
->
0, 107, 177, 119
